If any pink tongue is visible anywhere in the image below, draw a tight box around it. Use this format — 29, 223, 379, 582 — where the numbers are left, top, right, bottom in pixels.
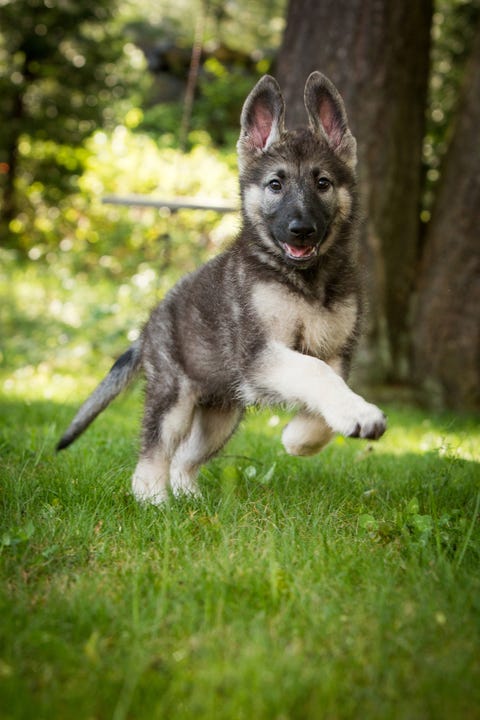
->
285, 243, 312, 258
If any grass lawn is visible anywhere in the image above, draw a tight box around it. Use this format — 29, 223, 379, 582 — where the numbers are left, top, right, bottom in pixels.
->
1, 258, 480, 719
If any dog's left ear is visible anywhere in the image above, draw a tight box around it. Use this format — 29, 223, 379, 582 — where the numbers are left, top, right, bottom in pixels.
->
304, 72, 357, 168
238, 75, 285, 162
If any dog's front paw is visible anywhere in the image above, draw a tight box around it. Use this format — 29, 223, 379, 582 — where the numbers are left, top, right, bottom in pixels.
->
346, 403, 387, 440
323, 396, 386, 440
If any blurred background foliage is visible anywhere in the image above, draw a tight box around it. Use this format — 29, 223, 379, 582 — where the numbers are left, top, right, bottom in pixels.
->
0, 0, 285, 274
0, 0, 479, 406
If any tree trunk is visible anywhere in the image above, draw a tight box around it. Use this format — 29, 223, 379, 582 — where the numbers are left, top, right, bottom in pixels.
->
411, 21, 480, 411
275, 0, 432, 381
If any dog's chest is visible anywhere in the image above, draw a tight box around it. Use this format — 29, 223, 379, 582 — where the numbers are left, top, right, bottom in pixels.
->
251, 282, 357, 359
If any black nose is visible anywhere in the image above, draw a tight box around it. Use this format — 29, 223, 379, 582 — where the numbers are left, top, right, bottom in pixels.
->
288, 219, 316, 238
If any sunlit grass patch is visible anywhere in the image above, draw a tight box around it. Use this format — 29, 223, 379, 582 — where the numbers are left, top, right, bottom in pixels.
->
1, 257, 480, 720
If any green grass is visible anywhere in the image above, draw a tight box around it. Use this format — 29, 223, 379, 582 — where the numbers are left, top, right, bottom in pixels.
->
1, 258, 480, 719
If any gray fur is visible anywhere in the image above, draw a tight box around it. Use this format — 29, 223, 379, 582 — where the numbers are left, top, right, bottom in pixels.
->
57, 71, 386, 503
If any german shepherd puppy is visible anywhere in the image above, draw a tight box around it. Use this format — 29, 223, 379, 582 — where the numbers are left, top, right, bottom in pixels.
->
57, 72, 386, 503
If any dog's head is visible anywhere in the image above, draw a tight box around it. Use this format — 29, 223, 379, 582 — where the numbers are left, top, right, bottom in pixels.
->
237, 72, 357, 269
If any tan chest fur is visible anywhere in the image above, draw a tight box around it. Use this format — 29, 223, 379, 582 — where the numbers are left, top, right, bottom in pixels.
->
251, 282, 358, 360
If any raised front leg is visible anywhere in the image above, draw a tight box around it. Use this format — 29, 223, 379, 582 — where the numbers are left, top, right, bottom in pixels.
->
249, 342, 386, 440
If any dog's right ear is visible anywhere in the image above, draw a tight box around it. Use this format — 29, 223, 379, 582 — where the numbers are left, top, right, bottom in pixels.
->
237, 75, 285, 162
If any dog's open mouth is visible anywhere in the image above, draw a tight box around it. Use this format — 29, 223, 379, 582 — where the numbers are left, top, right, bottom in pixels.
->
282, 243, 317, 261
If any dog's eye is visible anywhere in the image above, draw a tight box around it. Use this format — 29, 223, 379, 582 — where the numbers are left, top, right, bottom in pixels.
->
317, 177, 332, 192
267, 178, 282, 193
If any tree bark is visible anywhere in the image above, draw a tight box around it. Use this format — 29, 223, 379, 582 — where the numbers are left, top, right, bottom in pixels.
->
275, 0, 432, 381
411, 21, 480, 411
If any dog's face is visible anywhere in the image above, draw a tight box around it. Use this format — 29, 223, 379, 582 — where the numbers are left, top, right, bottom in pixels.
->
238, 73, 357, 269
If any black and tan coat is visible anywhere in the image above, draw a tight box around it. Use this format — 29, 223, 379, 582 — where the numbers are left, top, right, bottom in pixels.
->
58, 72, 386, 504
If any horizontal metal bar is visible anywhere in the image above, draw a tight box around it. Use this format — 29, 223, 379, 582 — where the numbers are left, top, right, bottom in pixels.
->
102, 194, 238, 213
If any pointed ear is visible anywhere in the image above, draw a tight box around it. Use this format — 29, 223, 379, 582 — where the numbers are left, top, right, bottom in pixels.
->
238, 75, 285, 160
304, 71, 357, 168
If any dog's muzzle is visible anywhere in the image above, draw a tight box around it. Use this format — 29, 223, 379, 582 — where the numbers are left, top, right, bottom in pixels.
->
281, 219, 328, 264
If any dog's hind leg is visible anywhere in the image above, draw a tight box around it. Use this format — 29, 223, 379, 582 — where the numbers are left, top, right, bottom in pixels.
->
169, 405, 242, 497
132, 380, 197, 505
132, 451, 172, 505
282, 413, 334, 456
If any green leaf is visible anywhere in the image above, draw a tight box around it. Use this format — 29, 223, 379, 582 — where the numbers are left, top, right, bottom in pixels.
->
358, 514, 379, 533
406, 497, 420, 515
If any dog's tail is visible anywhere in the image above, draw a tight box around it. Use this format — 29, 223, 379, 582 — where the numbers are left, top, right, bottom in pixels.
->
56, 341, 142, 451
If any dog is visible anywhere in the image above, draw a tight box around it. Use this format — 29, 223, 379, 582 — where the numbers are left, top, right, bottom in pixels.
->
57, 71, 386, 504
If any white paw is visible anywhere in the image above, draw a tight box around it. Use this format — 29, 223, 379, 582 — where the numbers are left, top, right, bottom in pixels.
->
282, 415, 334, 456
132, 458, 169, 505
169, 468, 201, 499
323, 395, 386, 440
